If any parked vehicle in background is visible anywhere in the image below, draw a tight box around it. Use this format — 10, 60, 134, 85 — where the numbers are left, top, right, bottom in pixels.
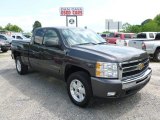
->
116, 33, 137, 46
0, 34, 13, 44
136, 32, 157, 39
11, 27, 152, 107
128, 33, 160, 62
0, 39, 11, 52
116, 32, 157, 47
11, 33, 31, 41
107, 32, 135, 44
100, 33, 109, 41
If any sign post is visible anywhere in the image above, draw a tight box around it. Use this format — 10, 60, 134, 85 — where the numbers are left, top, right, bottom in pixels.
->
60, 7, 83, 27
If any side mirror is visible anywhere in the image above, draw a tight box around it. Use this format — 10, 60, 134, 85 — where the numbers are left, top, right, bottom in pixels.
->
45, 40, 60, 48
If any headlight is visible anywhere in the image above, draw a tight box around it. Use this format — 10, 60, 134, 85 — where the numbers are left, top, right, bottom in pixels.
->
96, 62, 118, 78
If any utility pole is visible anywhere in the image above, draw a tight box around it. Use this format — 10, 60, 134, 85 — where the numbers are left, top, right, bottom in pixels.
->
108, 21, 110, 32
118, 21, 119, 32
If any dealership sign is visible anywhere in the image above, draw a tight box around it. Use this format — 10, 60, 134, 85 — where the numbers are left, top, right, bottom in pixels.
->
60, 7, 83, 16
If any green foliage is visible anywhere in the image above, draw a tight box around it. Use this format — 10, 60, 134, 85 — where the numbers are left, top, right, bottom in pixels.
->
128, 25, 142, 33
120, 14, 160, 33
142, 20, 159, 32
154, 14, 160, 26
0, 26, 3, 30
4, 23, 23, 32
102, 31, 110, 33
32, 21, 42, 32
122, 23, 131, 32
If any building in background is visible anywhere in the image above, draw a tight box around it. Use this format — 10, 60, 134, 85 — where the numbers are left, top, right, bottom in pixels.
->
105, 19, 122, 32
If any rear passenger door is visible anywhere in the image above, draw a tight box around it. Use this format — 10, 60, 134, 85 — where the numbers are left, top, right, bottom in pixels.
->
29, 28, 46, 70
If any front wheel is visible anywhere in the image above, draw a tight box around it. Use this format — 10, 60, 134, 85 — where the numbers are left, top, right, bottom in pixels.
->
16, 57, 28, 75
67, 71, 92, 107
154, 49, 160, 62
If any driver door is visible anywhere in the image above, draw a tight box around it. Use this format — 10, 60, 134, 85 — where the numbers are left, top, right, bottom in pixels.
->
40, 28, 65, 78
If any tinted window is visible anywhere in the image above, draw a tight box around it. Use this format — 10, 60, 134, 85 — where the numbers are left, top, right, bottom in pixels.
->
43, 29, 59, 45
0, 35, 7, 40
149, 33, 154, 38
115, 34, 121, 38
155, 33, 160, 40
109, 33, 114, 37
101, 34, 106, 37
124, 34, 131, 38
12, 36, 15, 38
137, 33, 146, 38
34, 29, 45, 45
16, 36, 23, 39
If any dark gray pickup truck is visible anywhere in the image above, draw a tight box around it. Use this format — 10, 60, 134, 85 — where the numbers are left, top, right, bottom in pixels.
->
11, 27, 152, 107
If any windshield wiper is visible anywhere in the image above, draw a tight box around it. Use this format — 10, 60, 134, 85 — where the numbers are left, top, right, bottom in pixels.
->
75, 42, 97, 46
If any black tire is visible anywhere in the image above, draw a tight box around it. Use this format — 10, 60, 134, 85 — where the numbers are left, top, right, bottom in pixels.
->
15, 56, 28, 75
67, 71, 92, 107
154, 49, 160, 62
1, 49, 8, 52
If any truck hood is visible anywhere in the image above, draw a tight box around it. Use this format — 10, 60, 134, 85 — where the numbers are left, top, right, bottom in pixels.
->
72, 44, 148, 62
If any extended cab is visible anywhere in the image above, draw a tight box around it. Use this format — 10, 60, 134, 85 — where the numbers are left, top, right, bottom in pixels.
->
136, 32, 156, 39
128, 33, 160, 62
11, 27, 152, 107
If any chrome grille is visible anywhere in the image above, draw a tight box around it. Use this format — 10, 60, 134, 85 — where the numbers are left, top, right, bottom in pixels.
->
122, 58, 149, 78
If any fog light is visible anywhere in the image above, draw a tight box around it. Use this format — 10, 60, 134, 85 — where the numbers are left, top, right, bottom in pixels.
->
107, 92, 116, 96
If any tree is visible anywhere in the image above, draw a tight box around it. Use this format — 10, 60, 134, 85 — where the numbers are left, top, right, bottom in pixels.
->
122, 23, 131, 32
0, 26, 3, 30
128, 25, 142, 33
4, 23, 23, 32
142, 20, 159, 32
154, 14, 160, 26
32, 21, 42, 32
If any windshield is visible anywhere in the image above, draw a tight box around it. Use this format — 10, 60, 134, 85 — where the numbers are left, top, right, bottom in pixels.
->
62, 28, 106, 46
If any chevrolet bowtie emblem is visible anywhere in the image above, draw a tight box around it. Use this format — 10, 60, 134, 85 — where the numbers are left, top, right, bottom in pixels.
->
138, 63, 144, 70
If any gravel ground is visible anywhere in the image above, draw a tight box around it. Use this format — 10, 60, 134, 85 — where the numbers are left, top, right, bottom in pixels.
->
0, 51, 160, 120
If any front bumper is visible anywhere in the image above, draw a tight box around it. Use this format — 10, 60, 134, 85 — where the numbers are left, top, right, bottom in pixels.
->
91, 68, 152, 98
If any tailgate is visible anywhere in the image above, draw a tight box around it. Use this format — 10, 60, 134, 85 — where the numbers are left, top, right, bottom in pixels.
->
116, 39, 125, 46
128, 40, 143, 50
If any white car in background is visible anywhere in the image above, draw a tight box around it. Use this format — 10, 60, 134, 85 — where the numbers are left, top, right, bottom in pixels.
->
116, 32, 156, 47
11, 33, 31, 42
0, 34, 13, 44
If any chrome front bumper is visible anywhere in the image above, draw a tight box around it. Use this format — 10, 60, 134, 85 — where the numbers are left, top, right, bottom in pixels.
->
122, 68, 152, 89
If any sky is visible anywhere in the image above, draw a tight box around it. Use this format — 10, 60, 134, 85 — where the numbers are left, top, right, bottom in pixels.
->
0, 0, 160, 32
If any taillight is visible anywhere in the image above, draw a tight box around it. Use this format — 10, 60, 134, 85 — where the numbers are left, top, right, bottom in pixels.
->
142, 42, 146, 50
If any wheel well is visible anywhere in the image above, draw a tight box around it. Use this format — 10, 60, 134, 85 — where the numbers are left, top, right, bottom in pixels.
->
155, 47, 160, 51
65, 65, 91, 82
13, 51, 21, 59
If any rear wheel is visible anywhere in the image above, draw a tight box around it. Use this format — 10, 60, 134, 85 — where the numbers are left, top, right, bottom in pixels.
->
16, 57, 28, 75
154, 49, 160, 62
67, 71, 92, 107
1, 49, 8, 52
